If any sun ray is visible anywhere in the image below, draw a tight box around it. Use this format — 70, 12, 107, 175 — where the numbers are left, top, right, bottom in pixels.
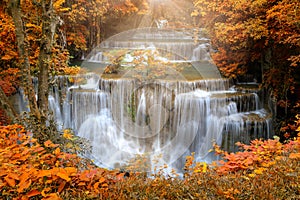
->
137, 0, 194, 28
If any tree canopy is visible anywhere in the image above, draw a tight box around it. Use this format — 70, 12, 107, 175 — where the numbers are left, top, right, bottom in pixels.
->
192, 0, 300, 99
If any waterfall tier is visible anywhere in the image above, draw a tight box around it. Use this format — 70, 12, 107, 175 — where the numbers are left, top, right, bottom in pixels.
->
15, 28, 274, 173
46, 73, 273, 172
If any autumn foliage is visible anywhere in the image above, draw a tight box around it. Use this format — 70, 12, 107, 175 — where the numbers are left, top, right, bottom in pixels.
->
0, 123, 299, 199
192, 0, 300, 99
0, 0, 299, 198
0, 124, 128, 199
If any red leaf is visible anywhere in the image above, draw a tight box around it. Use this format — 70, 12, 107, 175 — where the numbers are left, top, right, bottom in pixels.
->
27, 189, 41, 197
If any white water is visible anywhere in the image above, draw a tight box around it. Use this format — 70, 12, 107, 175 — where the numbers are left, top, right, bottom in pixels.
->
41, 74, 273, 173
15, 28, 274, 173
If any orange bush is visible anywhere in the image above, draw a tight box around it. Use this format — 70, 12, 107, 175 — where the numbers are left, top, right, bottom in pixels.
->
0, 124, 299, 199
0, 124, 125, 199
0, 68, 20, 96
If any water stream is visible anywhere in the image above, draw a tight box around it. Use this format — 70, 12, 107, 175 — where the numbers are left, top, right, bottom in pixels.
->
16, 28, 274, 173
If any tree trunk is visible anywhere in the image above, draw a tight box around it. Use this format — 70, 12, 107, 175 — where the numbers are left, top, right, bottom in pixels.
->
0, 87, 17, 123
7, 0, 41, 119
37, 0, 59, 120
96, 16, 101, 46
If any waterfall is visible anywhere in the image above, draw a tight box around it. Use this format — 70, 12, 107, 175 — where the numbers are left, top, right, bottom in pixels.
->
46, 74, 273, 172
13, 28, 274, 173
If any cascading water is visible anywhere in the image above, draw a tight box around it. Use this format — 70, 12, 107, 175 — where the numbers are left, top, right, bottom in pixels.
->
15, 28, 274, 173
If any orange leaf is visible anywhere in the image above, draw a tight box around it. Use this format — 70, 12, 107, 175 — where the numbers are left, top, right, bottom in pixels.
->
44, 140, 52, 147
21, 195, 29, 200
78, 182, 86, 186
0, 169, 7, 177
94, 181, 100, 192
42, 193, 62, 200
26, 189, 41, 197
65, 167, 77, 176
4, 176, 16, 187
38, 170, 52, 178
34, 146, 45, 153
116, 173, 125, 180
8, 172, 20, 180
57, 171, 71, 182
99, 177, 106, 184
44, 140, 59, 148
20, 172, 30, 183
12, 153, 21, 159
79, 172, 90, 182
17, 179, 31, 193
57, 181, 66, 193
53, 148, 61, 155
2, 54, 13, 60
102, 183, 108, 187
289, 153, 300, 159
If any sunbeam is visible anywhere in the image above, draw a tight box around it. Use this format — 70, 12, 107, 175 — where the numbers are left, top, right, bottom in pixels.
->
137, 0, 194, 28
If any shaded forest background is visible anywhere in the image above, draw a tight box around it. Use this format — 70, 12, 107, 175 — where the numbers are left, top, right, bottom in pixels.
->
0, 0, 299, 199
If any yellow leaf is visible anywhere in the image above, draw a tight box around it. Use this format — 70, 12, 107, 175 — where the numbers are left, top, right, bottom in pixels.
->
25, 23, 39, 29
241, 175, 250, 180
254, 168, 265, 175
63, 129, 73, 140
53, 0, 65, 9
63, 133, 73, 140
191, 10, 199, 17
41, 187, 51, 197
202, 162, 207, 173
58, 8, 70, 12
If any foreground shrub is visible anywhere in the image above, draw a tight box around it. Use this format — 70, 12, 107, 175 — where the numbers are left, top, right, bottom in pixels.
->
0, 124, 299, 199
0, 124, 124, 199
